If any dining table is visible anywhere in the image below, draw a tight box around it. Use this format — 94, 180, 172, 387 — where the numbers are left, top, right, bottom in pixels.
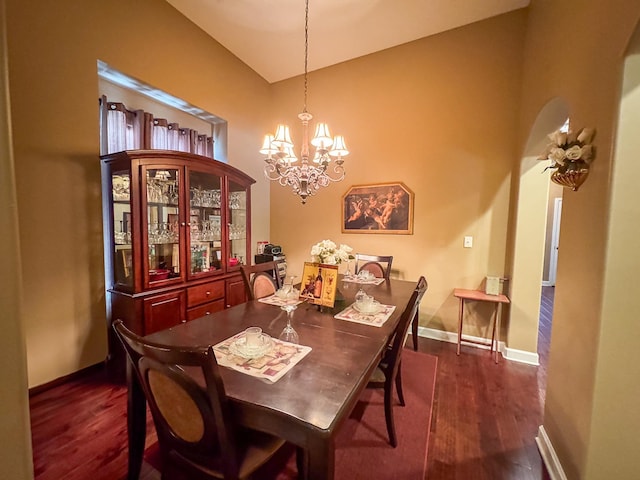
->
124, 275, 418, 480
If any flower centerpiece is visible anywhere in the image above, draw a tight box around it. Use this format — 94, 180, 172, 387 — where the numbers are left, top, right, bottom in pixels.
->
538, 127, 596, 191
310, 239, 354, 265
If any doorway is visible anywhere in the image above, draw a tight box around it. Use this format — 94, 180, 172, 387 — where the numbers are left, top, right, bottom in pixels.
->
509, 97, 569, 364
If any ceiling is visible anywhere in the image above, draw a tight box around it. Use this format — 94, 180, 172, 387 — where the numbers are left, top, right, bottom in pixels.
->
166, 0, 529, 84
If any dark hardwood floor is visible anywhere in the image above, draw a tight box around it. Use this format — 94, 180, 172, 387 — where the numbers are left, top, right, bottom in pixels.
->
29, 289, 554, 479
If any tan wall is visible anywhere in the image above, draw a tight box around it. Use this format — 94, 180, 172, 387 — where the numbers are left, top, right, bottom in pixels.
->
519, 0, 640, 478
270, 11, 527, 340
587, 28, 640, 479
5, 0, 271, 387
0, 0, 33, 477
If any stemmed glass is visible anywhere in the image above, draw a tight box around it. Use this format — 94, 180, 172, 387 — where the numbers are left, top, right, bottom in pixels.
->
278, 275, 300, 343
279, 302, 299, 344
345, 259, 354, 278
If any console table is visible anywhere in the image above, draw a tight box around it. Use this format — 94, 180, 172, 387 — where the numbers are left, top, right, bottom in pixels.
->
453, 288, 510, 363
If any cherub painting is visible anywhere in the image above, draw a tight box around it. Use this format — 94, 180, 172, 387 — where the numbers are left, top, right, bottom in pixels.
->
342, 183, 413, 234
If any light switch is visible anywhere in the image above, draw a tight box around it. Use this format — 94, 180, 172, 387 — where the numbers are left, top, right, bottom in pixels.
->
463, 236, 473, 248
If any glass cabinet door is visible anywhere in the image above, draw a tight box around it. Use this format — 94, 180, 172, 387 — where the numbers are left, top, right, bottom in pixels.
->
112, 170, 133, 288
145, 167, 182, 285
188, 169, 223, 277
227, 180, 248, 269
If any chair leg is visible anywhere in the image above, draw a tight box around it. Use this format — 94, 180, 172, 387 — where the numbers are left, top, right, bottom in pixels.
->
411, 307, 419, 351
296, 446, 306, 479
395, 363, 405, 407
384, 381, 398, 448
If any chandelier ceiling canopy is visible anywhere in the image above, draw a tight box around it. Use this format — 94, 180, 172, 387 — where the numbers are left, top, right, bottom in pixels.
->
260, 0, 349, 204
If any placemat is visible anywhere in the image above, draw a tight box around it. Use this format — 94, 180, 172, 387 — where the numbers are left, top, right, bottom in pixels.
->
213, 332, 311, 383
258, 294, 304, 307
342, 276, 386, 285
334, 303, 397, 327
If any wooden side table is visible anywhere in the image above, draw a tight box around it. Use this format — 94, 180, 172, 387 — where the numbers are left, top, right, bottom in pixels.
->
453, 288, 510, 363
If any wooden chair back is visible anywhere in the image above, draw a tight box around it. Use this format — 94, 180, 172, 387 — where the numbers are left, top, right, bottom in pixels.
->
240, 261, 284, 300
355, 253, 394, 279
113, 320, 286, 479
367, 276, 428, 447
387, 276, 428, 368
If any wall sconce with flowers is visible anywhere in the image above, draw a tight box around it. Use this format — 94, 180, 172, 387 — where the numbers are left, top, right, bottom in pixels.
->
538, 127, 596, 191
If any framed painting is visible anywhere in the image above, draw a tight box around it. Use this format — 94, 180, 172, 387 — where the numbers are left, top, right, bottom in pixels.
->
342, 182, 414, 234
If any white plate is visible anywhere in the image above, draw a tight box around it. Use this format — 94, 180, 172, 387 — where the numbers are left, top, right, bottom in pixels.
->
229, 334, 274, 359
353, 301, 383, 315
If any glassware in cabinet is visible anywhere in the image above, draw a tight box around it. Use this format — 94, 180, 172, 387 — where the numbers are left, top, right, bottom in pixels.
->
188, 169, 223, 277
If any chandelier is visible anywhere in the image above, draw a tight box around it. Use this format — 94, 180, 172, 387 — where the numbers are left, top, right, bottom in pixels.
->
260, 0, 349, 204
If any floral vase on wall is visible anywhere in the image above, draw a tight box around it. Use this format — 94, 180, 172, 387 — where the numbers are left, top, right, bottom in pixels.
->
539, 126, 596, 192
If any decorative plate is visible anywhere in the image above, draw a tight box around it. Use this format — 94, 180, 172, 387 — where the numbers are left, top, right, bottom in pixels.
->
229, 334, 274, 359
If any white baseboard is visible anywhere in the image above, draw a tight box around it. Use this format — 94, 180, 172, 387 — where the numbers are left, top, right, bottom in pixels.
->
536, 425, 568, 480
417, 326, 539, 365
503, 346, 539, 365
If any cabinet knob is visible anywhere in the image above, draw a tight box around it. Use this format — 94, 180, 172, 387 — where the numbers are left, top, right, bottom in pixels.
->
181, 319, 186, 323
226, 304, 230, 308
205, 311, 210, 315
181, 222, 186, 227
205, 291, 211, 296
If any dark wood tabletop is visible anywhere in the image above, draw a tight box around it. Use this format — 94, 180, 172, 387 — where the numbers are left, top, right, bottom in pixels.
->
126, 276, 417, 480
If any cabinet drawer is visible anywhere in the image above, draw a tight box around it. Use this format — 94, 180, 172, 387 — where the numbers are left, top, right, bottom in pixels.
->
187, 280, 225, 307
187, 299, 225, 321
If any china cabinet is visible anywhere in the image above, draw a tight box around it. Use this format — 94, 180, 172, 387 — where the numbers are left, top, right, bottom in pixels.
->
101, 150, 254, 374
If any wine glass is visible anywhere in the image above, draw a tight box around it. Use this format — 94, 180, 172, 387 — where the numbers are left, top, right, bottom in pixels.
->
279, 303, 299, 344
345, 259, 354, 278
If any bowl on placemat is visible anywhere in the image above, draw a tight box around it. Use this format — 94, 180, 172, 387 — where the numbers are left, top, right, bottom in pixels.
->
354, 297, 382, 315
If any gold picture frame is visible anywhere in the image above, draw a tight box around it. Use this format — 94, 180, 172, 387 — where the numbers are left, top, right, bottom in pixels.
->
342, 182, 414, 234
299, 262, 339, 307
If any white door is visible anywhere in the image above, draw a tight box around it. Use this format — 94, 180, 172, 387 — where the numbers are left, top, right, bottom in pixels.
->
549, 197, 563, 286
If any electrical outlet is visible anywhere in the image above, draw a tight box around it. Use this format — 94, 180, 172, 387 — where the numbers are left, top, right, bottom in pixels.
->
463, 236, 473, 248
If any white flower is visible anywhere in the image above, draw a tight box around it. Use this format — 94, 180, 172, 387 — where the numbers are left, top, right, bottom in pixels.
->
565, 145, 582, 160
310, 240, 354, 265
549, 147, 566, 163
539, 126, 596, 174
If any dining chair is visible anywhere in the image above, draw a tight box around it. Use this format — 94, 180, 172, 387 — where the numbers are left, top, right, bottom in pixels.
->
354, 253, 393, 280
113, 319, 301, 480
240, 260, 284, 300
366, 275, 428, 448
355, 253, 420, 351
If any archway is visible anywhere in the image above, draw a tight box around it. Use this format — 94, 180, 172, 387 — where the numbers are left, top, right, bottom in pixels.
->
507, 97, 569, 363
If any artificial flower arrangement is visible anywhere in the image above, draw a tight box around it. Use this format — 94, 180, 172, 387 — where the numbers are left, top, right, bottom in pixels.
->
538, 127, 596, 174
310, 239, 354, 265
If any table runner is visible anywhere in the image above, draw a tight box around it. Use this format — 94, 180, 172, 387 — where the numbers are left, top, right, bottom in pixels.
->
213, 332, 311, 383
334, 303, 396, 327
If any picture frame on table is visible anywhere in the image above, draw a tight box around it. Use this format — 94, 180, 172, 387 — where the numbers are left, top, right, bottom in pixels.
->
300, 262, 339, 307
342, 182, 414, 234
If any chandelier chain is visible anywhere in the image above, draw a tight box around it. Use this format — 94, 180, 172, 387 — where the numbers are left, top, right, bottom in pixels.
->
303, 0, 309, 113
260, 0, 348, 204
